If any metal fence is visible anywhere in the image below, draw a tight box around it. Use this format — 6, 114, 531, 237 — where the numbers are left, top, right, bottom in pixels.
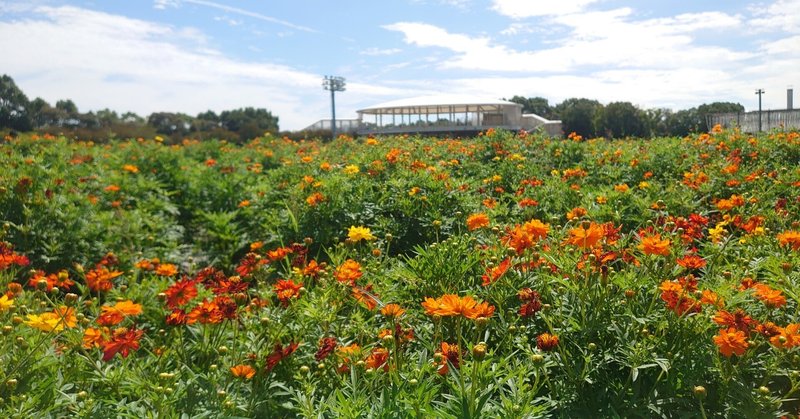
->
707, 109, 800, 133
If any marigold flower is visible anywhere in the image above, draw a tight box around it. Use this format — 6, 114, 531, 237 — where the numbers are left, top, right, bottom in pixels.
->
334, 259, 363, 286
536, 333, 559, 351
777, 231, 800, 250
713, 328, 748, 357
638, 234, 671, 256
348, 226, 376, 242
230, 364, 256, 379
466, 213, 490, 231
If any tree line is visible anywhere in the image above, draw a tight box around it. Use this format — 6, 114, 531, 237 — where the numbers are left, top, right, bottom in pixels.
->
507, 96, 744, 138
3, 73, 748, 141
1, 74, 279, 142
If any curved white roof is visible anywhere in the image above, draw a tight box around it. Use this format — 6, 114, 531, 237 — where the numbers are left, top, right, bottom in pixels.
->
358, 94, 521, 114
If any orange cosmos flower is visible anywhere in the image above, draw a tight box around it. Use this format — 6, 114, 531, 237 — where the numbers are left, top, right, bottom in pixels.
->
713, 328, 748, 357
564, 222, 604, 249
752, 284, 786, 308
566, 207, 588, 221
155, 263, 178, 277
97, 300, 143, 326
769, 324, 800, 349
85, 267, 123, 292
334, 259, 363, 286
273, 279, 303, 307
638, 234, 671, 256
122, 164, 139, 174
536, 333, 559, 351
467, 301, 496, 320
435, 294, 478, 317
380, 303, 405, 318
230, 364, 256, 379
713, 309, 757, 334
306, 192, 325, 206
482, 258, 511, 286
83, 327, 108, 349
466, 213, 490, 231
187, 299, 224, 324
777, 231, 800, 250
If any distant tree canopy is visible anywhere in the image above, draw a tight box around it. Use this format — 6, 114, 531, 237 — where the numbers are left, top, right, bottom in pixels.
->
509, 94, 748, 138
0, 74, 280, 142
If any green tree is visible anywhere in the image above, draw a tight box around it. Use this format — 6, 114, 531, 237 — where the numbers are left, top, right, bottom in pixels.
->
507, 96, 554, 119
0, 74, 33, 131
598, 101, 647, 138
555, 98, 603, 138
219, 107, 279, 141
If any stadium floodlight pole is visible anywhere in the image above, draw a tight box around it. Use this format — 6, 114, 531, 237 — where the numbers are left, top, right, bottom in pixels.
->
322, 76, 346, 140
755, 88, 765, 132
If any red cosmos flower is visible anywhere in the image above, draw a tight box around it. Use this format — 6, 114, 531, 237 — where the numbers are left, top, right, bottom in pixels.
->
436, 342, 462, 375
536, 333, 559, 351
235, 252, 261, 277
482, 258, 512, 286
0, 242, 30, 271
518, 288, 542, 318
102, 327, 144, 361
266, 342, 299, 371
713, 309, 758, 334
273, 279, 303, 306
302, 260, 322, 278
677, 254, 707, 271
165, 309, 187, 326
164, 278, 198, 309
365, 347, 390, 372
213, 295, 239, 320
210, 275, 249, 295
315, 337, 338, 361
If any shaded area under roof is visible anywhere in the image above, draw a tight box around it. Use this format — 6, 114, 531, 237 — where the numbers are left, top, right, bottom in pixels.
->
357, 94, 521, 114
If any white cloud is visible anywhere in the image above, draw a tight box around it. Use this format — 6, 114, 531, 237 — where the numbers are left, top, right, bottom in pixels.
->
154, 0, 316, 32
750, 0, 800, 33
360, 47, 402, 56
0, 6, 375, 130
491, 0, 601, 18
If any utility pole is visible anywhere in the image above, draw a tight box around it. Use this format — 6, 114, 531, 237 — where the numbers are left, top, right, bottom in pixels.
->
755, 88, 765, 132
322, 76, 346, 140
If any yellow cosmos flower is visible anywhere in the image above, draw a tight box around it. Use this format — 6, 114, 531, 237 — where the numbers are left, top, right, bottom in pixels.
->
348, 226, 375, 242
0, 294, 14, 312
343, 165, 360, 175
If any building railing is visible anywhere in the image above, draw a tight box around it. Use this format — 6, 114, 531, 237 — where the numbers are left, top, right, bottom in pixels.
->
707, 109, 800, 133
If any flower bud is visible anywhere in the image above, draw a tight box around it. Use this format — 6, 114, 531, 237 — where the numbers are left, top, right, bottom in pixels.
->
473, 342, 487, 360
36, 279, 49, 291
531, 354, 544, 364
65, 293, 78, 306
2, 325, 13, 335
693, 386, 706, 399
218, 346, 228, 354
758, 386, 770, 396
299, 365, 310, 373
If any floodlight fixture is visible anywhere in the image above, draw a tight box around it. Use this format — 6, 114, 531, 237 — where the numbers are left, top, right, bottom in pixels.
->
323, 75, 346, 140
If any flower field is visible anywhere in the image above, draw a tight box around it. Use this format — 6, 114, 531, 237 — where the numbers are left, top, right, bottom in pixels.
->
2, 128, 800, 417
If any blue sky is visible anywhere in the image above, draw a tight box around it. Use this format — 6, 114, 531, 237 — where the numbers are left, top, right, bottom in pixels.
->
1, 0, 798, 130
